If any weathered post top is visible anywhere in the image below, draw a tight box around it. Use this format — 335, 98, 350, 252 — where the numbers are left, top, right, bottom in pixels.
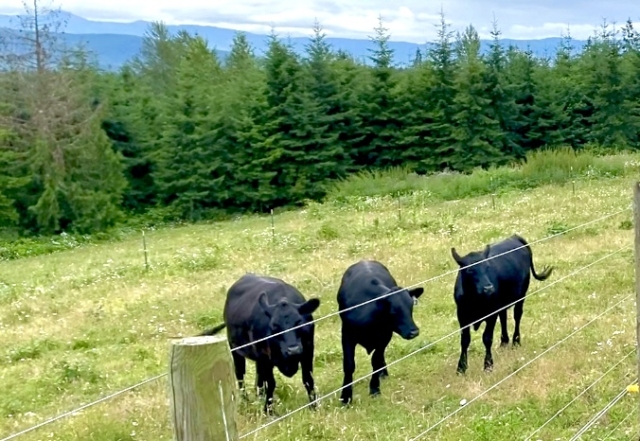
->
169, 333, 238, 441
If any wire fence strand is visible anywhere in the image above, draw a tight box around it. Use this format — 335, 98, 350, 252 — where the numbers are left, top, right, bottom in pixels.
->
524, 348, 636, 441
602, 407, 637, 441
0, 373, 166, 441
239, 243, 631, 439
229, 207, 630, 353
407, 292, 634, 441
568, 380, 636, 441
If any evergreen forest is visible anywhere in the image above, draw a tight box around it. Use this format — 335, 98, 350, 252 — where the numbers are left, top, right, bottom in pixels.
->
2, 4, 640, 238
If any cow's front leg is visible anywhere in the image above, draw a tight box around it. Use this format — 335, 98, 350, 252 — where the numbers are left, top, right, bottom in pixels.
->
257, 360, 276, 415
370, 334, 392, 396
301, 341, 317, 409
457, 311, 472, 374
232, 352, 248, 398
483, 314, 498, 372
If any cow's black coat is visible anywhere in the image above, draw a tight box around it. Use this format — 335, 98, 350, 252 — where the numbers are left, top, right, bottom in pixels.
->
336, 260, 424, 404
201, 273, 320, 413
451, 234, 553, 374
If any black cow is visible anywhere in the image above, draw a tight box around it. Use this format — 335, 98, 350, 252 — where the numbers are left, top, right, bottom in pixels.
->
201, 273, 320, 414
451, 234, 553, 374
337, 260, 424, 404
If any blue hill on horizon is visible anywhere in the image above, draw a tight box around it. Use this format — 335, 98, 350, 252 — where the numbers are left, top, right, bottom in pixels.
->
0, 10, 588, 71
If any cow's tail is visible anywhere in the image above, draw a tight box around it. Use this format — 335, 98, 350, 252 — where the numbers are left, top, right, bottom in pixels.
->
199, 322, 226, 336
514, 234, 554, 281
531, 261, 553, 281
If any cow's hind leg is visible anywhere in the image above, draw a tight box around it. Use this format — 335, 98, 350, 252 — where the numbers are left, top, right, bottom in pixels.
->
482, 314, 498, 372
340, 331, 357, 405
513, 297, 525, 347
499, 309, 509, 347
257, 360, 277, 415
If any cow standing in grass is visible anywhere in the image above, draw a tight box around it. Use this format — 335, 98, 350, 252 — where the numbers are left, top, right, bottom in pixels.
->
451, 234, 553, 374
201, 273, 320, 414
337, 260, 424, 404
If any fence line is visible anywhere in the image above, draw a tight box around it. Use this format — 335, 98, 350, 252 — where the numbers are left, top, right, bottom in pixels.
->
238, 244, 631, 439
229, 206, 630, 353
0, 206, 631, 441
524, 348, 636, 441
602, 408, 637, 441
0, 373, 166, 441
568, 380, 636, 441
406, 292, 634, 441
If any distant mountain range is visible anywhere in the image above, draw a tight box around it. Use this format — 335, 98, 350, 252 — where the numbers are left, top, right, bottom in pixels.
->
0, 10, 589, 71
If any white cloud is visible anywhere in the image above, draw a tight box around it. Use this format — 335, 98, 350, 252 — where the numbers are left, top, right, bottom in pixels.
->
0, 0, 638, 41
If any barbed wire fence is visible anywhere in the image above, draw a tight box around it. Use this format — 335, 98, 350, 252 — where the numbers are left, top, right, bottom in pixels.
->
0, 201, 637, 441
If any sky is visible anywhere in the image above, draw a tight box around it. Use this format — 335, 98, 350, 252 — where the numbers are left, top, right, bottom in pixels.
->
0, 0, 639, 42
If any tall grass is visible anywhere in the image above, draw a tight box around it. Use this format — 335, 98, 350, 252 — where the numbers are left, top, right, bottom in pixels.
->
326, 147, 640, 202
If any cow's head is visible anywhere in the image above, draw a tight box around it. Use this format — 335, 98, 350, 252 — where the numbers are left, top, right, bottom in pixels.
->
382, 281, 424, 340
451, 245, 495, 296
258, 293, 320, 377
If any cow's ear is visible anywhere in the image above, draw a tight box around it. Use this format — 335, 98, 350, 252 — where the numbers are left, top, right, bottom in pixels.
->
298, 298, 320, 315
483, 244, 491, 257
451, 247, 463, 266
408, 287, 424, 299
258, 292, 275, 318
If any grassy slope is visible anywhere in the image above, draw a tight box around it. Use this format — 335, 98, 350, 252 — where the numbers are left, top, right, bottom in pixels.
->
1, 157, 640, 440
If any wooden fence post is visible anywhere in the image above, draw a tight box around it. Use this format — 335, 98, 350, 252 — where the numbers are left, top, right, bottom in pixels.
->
169, 334, 238, 441
634, 181, 640, 432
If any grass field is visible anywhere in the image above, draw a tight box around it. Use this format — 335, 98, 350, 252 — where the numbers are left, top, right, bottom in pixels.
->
2, 156, 640, 440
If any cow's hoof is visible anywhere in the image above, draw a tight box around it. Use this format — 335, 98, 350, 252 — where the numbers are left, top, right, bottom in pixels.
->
369, 388, 381, 397
500, 340, 509, 348
339, 397, 352, 406
308, 393, 318, 410
484, 363, 494, 373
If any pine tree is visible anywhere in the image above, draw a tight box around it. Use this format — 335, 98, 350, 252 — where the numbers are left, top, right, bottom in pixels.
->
504, 47, 539, 152
483, 20, 521, 160
254, 32, 347, 207
153, 36, 224, 220
0, 0, 126, 233
215, 32, 270, 211
621, 19, 640, 147
449, 25, 505, 171
394, 58, 437, 173
303, 21, 350, 181
353, 16, 401, 169
529, 33, 588, 148
581, 21, 632, 148
423, 11, 457, 170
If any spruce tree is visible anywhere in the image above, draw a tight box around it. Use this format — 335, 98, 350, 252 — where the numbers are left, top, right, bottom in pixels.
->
483, 20, 520, 160
449, 25, 505, 171
423, 11, 457, 170
504, 47, 539, 152
153, 36, 223, 220
0, 0, 126, 233
581, 21, 632, 148
349, 16, 401, 169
